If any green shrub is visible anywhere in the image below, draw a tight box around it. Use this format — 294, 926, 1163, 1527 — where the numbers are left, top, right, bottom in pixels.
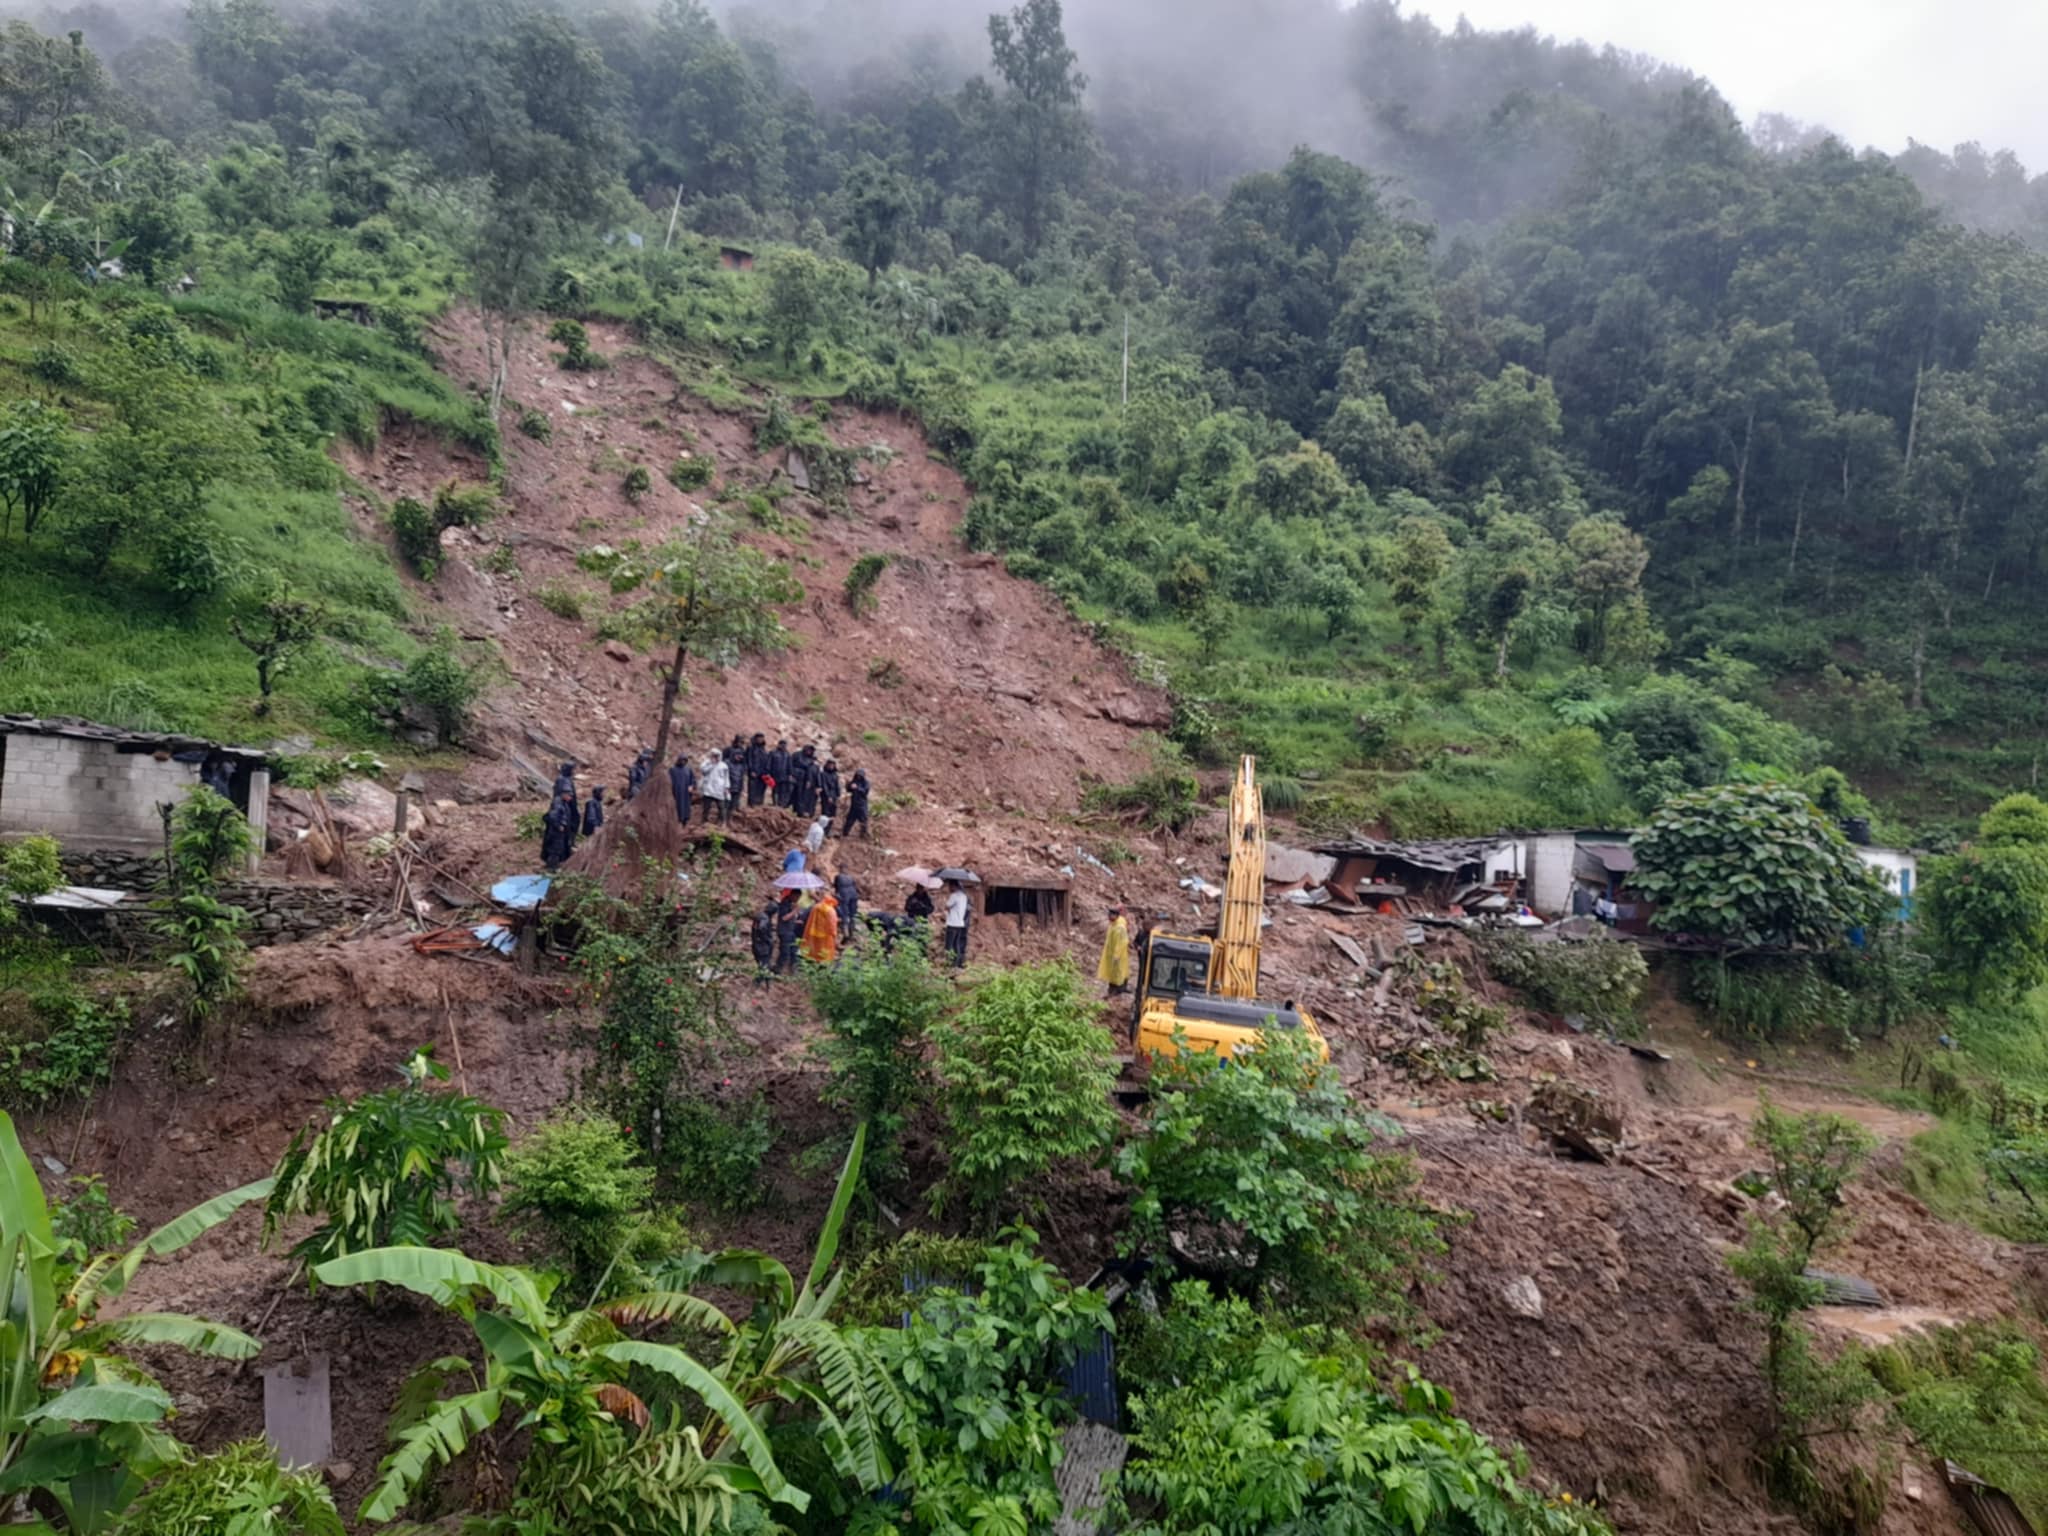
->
1867, 1324, 2048, 1527
432, 480, 497, 530
933, 961, 1118, 1223
115, 1438, 343, 1536
517, 407, 553, 442
1083, 748, 1200, 833
0, 833, 62, 929
809, 940, 949, 1188
389, 496, 440, 577
547, 318, 607, 371
264, 1049, 507, 1273
622, 464, 652, 503
844, 552, 891, 615
362, 627, 485, 744
534, 581, 586, 621
665, 1094, 773, 1214
500, 1110, 670, 1297
50, 1173, 135, 1260
0, 986, 126, 1109
1478, 931, 1648, 1036
667, 455, 713, 491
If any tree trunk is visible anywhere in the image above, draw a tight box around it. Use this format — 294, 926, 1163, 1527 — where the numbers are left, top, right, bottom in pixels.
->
1732, 407, 1755, 548
651, 639, 686, 769
1787, 487, 1806, 581
1903, 352, 1924, 475
1493, 626, 1512, 680
1909, 623, 1926, 712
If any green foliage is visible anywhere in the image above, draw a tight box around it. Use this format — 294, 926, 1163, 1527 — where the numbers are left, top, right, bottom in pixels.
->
1083, 747, 1200, 832
808, 939, 949, 1188
664, 1094, 775, 1215
167, 784, 253, 889
500, 1110, 665, 1299
361, 626, 486, 744
388, 495, 439, 577
0, 985, 126, 1109
1868, 1324, 2048, 1528
843, 552, 891, 615
264, 1049, 508, 1274
534, 580, 587, 621
1118, 1030, 1441, 1323
1631, 782, 1884, 948
0, 396, 67, 541
1922, 843, 2048, 1002
0, 1108, 271, 1534
229, 579, 324, 712
549, 317, 608, 372
1118, 1282, 1607, 1536
1480, 931, 1648, 1036
865, 1233, 1109, 1536
114, 1439, 343, 1535
931, 961, 1119, 1222
518, 406, 553, 441
668, 455, 713, 491
50, 1175, 137, 1266
623, 463, 653, 503
0, 831, 61, 928
763, 249, 828, 363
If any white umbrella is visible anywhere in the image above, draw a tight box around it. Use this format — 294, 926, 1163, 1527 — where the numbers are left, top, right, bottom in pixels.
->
773, 870, 827, 892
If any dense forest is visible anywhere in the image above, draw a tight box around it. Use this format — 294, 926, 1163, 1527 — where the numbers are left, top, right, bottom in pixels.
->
5, 0, 2048, 838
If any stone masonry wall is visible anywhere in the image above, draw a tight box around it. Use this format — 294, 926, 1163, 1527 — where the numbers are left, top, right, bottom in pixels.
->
49, 849, 374, 948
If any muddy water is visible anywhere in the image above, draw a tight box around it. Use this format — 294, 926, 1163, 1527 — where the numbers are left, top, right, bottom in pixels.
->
1810, 1304, 1961, 1343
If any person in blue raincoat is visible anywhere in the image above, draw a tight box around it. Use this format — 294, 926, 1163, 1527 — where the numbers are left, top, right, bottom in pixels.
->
581, 786, 606, 838
541, 791, 579, 868
668, 754, 696, 824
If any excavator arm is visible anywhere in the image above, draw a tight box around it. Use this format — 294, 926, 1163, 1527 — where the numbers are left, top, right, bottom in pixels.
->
1214, 755, 1265, 1000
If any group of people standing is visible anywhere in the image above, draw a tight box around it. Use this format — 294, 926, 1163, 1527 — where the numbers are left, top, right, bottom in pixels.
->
537, 734, 875, 870
749, 869, 974, 981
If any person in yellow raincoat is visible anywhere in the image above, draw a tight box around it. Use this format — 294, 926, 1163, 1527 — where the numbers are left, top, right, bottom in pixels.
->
1097, 905, 1131, 997
800, 889, 840, 965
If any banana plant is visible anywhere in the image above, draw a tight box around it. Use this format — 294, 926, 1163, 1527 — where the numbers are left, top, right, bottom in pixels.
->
314, 1123, 914, 1531
0, 1110, 272, 1533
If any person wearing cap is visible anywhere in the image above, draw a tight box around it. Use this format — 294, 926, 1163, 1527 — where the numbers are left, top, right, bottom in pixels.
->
1097, 905, 1132, 997
745, 733, 770, 806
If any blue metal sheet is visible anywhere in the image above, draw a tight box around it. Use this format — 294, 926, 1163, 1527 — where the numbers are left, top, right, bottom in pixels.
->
1060, 1328, 1119, 1429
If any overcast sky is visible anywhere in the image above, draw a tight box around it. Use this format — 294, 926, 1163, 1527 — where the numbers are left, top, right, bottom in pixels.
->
1404, 0, 2048, 170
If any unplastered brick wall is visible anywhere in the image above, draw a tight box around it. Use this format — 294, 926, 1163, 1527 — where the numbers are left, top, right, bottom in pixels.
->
0, 735, 199, 846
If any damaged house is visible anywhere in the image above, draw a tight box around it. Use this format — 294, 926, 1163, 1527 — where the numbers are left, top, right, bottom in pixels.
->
1307, 836, 1526, 913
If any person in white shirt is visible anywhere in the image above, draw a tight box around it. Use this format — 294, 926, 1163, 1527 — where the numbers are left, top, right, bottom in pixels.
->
804, 816, 828, 855
943, 881, 970, 968
698, 751, 732, 825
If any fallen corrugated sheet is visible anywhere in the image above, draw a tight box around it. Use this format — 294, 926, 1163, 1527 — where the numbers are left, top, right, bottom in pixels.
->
1053, 1420, 1129, 1536
1945, 1461, 2038, 1536
1328, 933, 1370, 969
1805, 1269, 1885, 1308
1264, 842, 1336, 886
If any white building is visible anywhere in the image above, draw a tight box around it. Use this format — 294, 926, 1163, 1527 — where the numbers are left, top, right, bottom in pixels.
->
1853, 845, 1918, 918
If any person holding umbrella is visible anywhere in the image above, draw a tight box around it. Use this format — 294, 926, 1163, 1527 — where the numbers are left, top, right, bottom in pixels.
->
940, 876, 971, 968
774, 893, 805, 976
1098, 905, 1132, 997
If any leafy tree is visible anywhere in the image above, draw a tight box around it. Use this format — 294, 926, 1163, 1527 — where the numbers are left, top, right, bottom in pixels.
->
270, 229, 331, 313
1566, 516, 1650, 662
263, 1049, 508, 1274
762, 248, 827, 364
314, 1128, 906, 1530
931, 960, 1118, 1223
1385, 516, 1454, 651
841, 154, 915, 284
1117, 1029, 1440, 1323
984, 0, 1089, 256
0, 1109, 272, 1533
579, 517, 804, 766
0, 397, 65, 541
1631, 783, 1885, 948
808, 938, 949, 1189
230, 581, 323, 714
1922, 838, 2048, 1002
1978, 793, 2048, 850
500, 1110, 668, 1301
0, 831, 60, 930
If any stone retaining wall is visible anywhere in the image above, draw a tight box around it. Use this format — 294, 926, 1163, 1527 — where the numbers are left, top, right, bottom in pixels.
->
51, 850, 373, 948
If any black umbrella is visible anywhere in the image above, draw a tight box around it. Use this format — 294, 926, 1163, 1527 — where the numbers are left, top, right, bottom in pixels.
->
933, 868, 981, 884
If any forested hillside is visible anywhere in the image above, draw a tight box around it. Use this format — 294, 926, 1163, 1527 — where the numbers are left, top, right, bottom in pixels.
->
4, 0, 2048, 837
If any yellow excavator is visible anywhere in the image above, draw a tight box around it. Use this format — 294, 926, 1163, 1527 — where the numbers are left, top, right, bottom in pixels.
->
1131, 755, 1329, 1061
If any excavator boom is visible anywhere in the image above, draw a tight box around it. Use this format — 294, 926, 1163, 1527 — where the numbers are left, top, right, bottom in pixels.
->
1215, 755, 1265, 998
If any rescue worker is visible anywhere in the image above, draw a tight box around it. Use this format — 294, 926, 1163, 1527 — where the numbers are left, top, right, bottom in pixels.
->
668, 753, 696, 825
552, 761, 578, 799
834, 868, 860, 944
841, 770, 871, 840
819, 759, 842, 828
581, 785, 606, 838
745, 733, 770, 806
792, 745, 821, 818
541, 791, 578, 869
725, 737, 748, 811
804, 816, 829, 856
767, 738, 793, 808
750, 898, 778, 986
775, 894, 805, 975
800, 889, 840, 966
624, 748, 654, 801
942, 879, 970, 969
1098, 905, 1132, 997
905, 882, 934, 924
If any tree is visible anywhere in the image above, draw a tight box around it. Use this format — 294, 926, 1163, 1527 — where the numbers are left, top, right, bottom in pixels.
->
1385, 516, 1454, 652
312, 1128, 907, 1530
578, 517, 804, 768
1631, 783, 1885, 949
270, 229, 331, 313
230, 581, 323, 714
0, 831, 59, 930
500, 1110, 665, 1301
1566, 516, 1650, 662
841, 154, 915, 284
1978, 793, 2048, 850
1922, 840, 2048, 1003
931, 960, 1118, 1223
808, 939, 950, 1190
1116, 1030, 1439, 1322
984, 0, 1089, 255
264, 1049, 508, 1273
762, 248, 826, 364
0, 397, 65, 540
0, 1109, 273, 1533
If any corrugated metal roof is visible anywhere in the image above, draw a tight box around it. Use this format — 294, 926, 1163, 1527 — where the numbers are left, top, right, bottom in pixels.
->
1945, 1461, 2038, 1536
0, 714, 269, 761
1584, 844, 1637, 874
1309, 836, 1509, 873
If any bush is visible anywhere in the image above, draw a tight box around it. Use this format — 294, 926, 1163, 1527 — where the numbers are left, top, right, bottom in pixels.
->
389, 496, 439, 577
1083, 748, 1200, 833
364, 627, 485, 744
0, 985, 126, 1109
115, 1438, 343, 1536
1117, 1029, 1440, 1324
843, 552, 890, 615
534, 581, 585, 621
667, 455, 712, 491
0, 833, 61, 929
264, 1049, 508, 1273
28, 343, 76, 384
517, 406, 553, 441
622, 464, 652, 503
1479, 930, 1648, 1036
808, 940, 949, 1188
548, 318, 607, 371
665, 1093, 773, 1213
500, 1110, 666, 1297
433, 480, 497, 530
932, 961, 1119, 1223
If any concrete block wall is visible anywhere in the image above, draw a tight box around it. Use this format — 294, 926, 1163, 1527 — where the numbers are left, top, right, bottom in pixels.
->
0, 737, 199, 847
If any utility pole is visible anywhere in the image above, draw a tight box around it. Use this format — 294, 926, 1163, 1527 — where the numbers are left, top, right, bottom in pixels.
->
664, 183, 685, 252
1121, 311, 1130, 409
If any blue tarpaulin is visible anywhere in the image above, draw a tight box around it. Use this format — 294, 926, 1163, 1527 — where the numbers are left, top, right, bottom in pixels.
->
490, 875, 552, 910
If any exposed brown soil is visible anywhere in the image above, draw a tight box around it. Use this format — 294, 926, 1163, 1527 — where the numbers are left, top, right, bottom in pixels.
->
21, 315, 2036, 1536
